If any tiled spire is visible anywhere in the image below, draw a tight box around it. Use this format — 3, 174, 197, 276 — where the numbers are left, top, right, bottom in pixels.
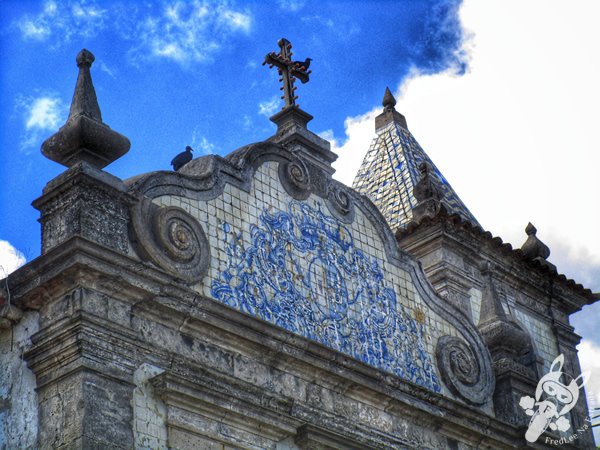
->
41, 49, 130, 169
353, 88, 479, 229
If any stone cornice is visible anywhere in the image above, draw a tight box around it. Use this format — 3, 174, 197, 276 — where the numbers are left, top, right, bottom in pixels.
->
133, 292, 518, 448
5, 232, 521, 447
397, 212, 596, 313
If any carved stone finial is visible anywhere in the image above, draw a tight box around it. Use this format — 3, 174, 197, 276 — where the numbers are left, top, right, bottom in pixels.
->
411, 162, 443, 223
68, 49, 102, 121
263, 39, 336, 174
525, 222, 536, 236
520, 222, 551, 261
76, 48, 95, 67
41, 49, 130, 169
477, 261, 538, 426
478, 261, 530, 356
375, 86, 408, 130
478, 262, 508, 324
413, 162, 442, 203
382, 87, 396, 111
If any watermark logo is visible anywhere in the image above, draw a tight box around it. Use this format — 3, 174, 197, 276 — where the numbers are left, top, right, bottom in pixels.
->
519, 354, 589, 443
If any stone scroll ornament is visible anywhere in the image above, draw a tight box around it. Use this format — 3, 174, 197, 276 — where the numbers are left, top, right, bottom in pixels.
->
131, 197, 210, 283
436, 335, 492, 405
326, 181, 355, 224
278, 158, 311, 200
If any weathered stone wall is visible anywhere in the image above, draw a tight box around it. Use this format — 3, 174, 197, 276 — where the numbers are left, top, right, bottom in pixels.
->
0, 311, 39, 450
132, 364, 167, 449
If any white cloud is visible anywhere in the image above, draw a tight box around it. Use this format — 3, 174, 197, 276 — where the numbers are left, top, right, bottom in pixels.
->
132, 1, 251, 66
96, 60, 116, 78
277, 0, 306, 12
577, 340, 600, 440
332, 0, 600, 290
242, 114, 253, 130
330, 108, 379, 186
218, 9, 251, 32
15, 0, 107, 44
258, 97, 279, 117
17, 94, 66, 151
13, 1, 251, 67
25, 97, 62, 130
0, 241, 26, 276
44, 1, 57, 15
190, 126, 215, 155
197, 137, 215, 155
18, 19, 50, 40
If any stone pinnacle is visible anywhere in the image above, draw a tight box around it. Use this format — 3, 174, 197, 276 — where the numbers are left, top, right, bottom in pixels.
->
382, 87, 397, 111
41, 49, 130, 169
69, 49, 102, 121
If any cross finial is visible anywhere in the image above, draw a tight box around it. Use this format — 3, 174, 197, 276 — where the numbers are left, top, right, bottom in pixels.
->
263, 38, 311, 109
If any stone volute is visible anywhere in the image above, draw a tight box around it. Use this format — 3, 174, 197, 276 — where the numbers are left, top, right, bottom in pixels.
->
41, 49, 130, 169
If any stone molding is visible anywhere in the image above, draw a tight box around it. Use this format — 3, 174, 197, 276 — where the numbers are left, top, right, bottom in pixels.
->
398, 211, 596, 313
134, 289, 517, 448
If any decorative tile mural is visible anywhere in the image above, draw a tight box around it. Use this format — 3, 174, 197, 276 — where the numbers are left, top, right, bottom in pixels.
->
211, 199, 441, 392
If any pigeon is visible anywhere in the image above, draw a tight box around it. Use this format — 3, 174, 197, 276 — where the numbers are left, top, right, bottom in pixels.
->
171, 145, 193, 171
293, 57, 312, 71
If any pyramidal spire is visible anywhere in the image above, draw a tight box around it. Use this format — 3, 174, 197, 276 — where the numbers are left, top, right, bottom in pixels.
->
41, 49, 130, 169
353, 87, 479, 229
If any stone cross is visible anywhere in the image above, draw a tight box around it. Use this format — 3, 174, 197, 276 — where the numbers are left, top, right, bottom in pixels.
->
263, 38, 311, 109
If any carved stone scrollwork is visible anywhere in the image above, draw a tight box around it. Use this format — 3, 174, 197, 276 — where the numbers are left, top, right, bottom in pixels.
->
326, 182, 355, 223
131, 197, 210, 284
279, 159, 311, 200
436, 335, 493, 405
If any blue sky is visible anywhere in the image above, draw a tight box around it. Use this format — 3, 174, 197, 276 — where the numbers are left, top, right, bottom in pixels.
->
0, 0, 467, 259
1, 0, 599, 438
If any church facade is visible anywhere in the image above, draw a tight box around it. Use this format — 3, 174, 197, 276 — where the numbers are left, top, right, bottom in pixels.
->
1, 46, 597, 449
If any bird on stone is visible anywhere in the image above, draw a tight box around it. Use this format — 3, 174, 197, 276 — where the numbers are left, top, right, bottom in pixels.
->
293, 57, 312, 71
171, 145, 193, 171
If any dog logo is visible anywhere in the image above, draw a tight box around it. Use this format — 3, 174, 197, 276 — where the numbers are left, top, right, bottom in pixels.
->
519, 354, 589, 443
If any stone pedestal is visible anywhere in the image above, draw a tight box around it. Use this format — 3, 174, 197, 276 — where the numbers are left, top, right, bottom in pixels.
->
32, 162, 134, 255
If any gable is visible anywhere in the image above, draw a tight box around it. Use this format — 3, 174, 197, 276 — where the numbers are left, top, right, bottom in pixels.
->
128, 142, 494, 406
